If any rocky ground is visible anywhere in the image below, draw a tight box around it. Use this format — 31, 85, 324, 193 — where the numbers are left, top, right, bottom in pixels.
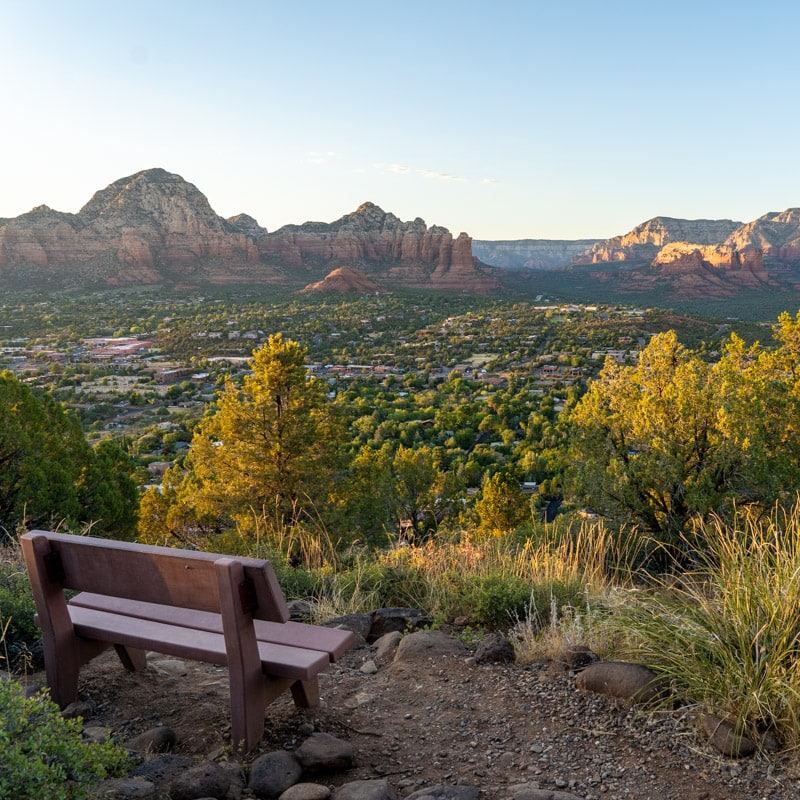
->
27, 627, 800, 800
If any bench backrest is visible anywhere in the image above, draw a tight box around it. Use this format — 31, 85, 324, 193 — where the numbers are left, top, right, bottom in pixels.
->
21, 530, 290, 623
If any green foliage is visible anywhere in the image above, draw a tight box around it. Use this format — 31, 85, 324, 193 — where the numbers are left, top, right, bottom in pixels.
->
566, 327, 800, 560
330, 445, 397, 545
325, 559, 431, 611
474, 470, 529, 537
146, 335, 344, 547
0, 553, 38, 669
0, 680, 131, 799
458, 574, 531, 629
0, 371, 137, 539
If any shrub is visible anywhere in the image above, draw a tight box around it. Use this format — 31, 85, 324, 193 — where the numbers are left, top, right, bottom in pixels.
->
0, 680, 131, 799
459, 573, 531, 629
616, 504, 800, 749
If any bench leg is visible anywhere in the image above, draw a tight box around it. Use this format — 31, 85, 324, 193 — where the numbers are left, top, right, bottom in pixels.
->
114, 645, 147, 672
290, 677, 320, 708
45, 638, 108, 708
42, 636, 80, 708
217, 558, 269, 753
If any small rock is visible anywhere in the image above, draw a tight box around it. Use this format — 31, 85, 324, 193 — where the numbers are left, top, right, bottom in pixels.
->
63, 700, 94, 719
360, 659, 378, 674
279, 783, 332, 800
294, 732, 354, 771
298, 722, 316, 736
90, 777, 157, 799
575, 661, 665, 704
149, 658, 189, 677
393, 631, 466, 663
218, 760, 247, 796
372, 631, 402, 663
83, 725, 111, 744
369, 608, 432, 641
128, 725, 177, 754
333, 779, 397, 800
169, 761, 232, 800
474, 632, 515, 664
512, 784, 583, 800
699, 714, 757, 758
248, 750, 303, 798
551, 644, 598, 672
324, 613, 373, 641
405, 786, 480, 800
132, 755, 195, 786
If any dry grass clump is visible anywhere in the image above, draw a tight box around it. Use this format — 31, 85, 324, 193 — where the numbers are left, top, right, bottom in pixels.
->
302, 517, 633, 633
615, 503, 800, 750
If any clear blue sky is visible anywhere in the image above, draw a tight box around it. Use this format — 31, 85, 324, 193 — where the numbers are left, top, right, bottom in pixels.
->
1, 1, 797, 240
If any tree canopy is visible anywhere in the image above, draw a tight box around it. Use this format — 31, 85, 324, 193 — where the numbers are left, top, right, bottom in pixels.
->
141, 335, 343, 546
565, 321, 800, 553
0, 370, 137, 538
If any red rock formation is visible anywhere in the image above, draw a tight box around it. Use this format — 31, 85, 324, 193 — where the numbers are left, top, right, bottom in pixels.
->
260, 202, 497, 292
302, 266, 379, 294
576, 217, 742, 265
0, 169, 261, 285
652, 242, 770, 292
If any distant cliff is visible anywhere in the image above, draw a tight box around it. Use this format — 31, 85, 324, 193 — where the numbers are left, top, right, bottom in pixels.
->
576, 217, 742, 264
0, 170, 498, 293
478, 211, 800, 300
567, 214, 797, 297
472, 239, 599, 270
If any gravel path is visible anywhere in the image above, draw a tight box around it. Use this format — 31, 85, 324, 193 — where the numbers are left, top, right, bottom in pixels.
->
70, 635, 800, 799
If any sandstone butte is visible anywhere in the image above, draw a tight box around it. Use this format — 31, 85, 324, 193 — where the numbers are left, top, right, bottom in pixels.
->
0, 168, 499, 294
302, 266, 379, 294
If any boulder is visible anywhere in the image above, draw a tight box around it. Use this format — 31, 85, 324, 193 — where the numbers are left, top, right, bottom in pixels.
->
279, 783, 332, 800
294, 732, 355, 771
333, 779, 397, 800
168, 761, 238, 800
248, 750, 303, 798
393, 631, 466, 663
127, 725, 177, 754
405, 787, 480, 800
575, 661, 665, 704
474, 632, 515, 664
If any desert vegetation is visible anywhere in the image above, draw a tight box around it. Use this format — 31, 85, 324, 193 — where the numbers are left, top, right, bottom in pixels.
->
3, 289, 800, 763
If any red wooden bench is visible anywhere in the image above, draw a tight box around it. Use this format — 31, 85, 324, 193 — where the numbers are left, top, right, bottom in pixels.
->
21, 530, 354, 753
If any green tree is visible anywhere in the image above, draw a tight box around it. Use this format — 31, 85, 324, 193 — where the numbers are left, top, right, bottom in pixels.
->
0, 371, 137, 538
566, 328, 800, 555
474, 470, 529, 537
393, 445, 438, 541
155, 335, 342, 543
331, 445, 397, 544
78, 439, 139, 539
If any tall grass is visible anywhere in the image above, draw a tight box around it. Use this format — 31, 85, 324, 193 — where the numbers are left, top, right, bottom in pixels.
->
616, 503, 800, 749
300, 517, 633, 631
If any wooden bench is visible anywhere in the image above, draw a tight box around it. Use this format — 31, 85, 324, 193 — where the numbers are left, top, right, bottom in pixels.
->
21, 530, 355, 753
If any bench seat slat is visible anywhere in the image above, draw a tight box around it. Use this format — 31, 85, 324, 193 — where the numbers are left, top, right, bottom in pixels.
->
70, 592, 355, 661
68, 606, 329, 682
